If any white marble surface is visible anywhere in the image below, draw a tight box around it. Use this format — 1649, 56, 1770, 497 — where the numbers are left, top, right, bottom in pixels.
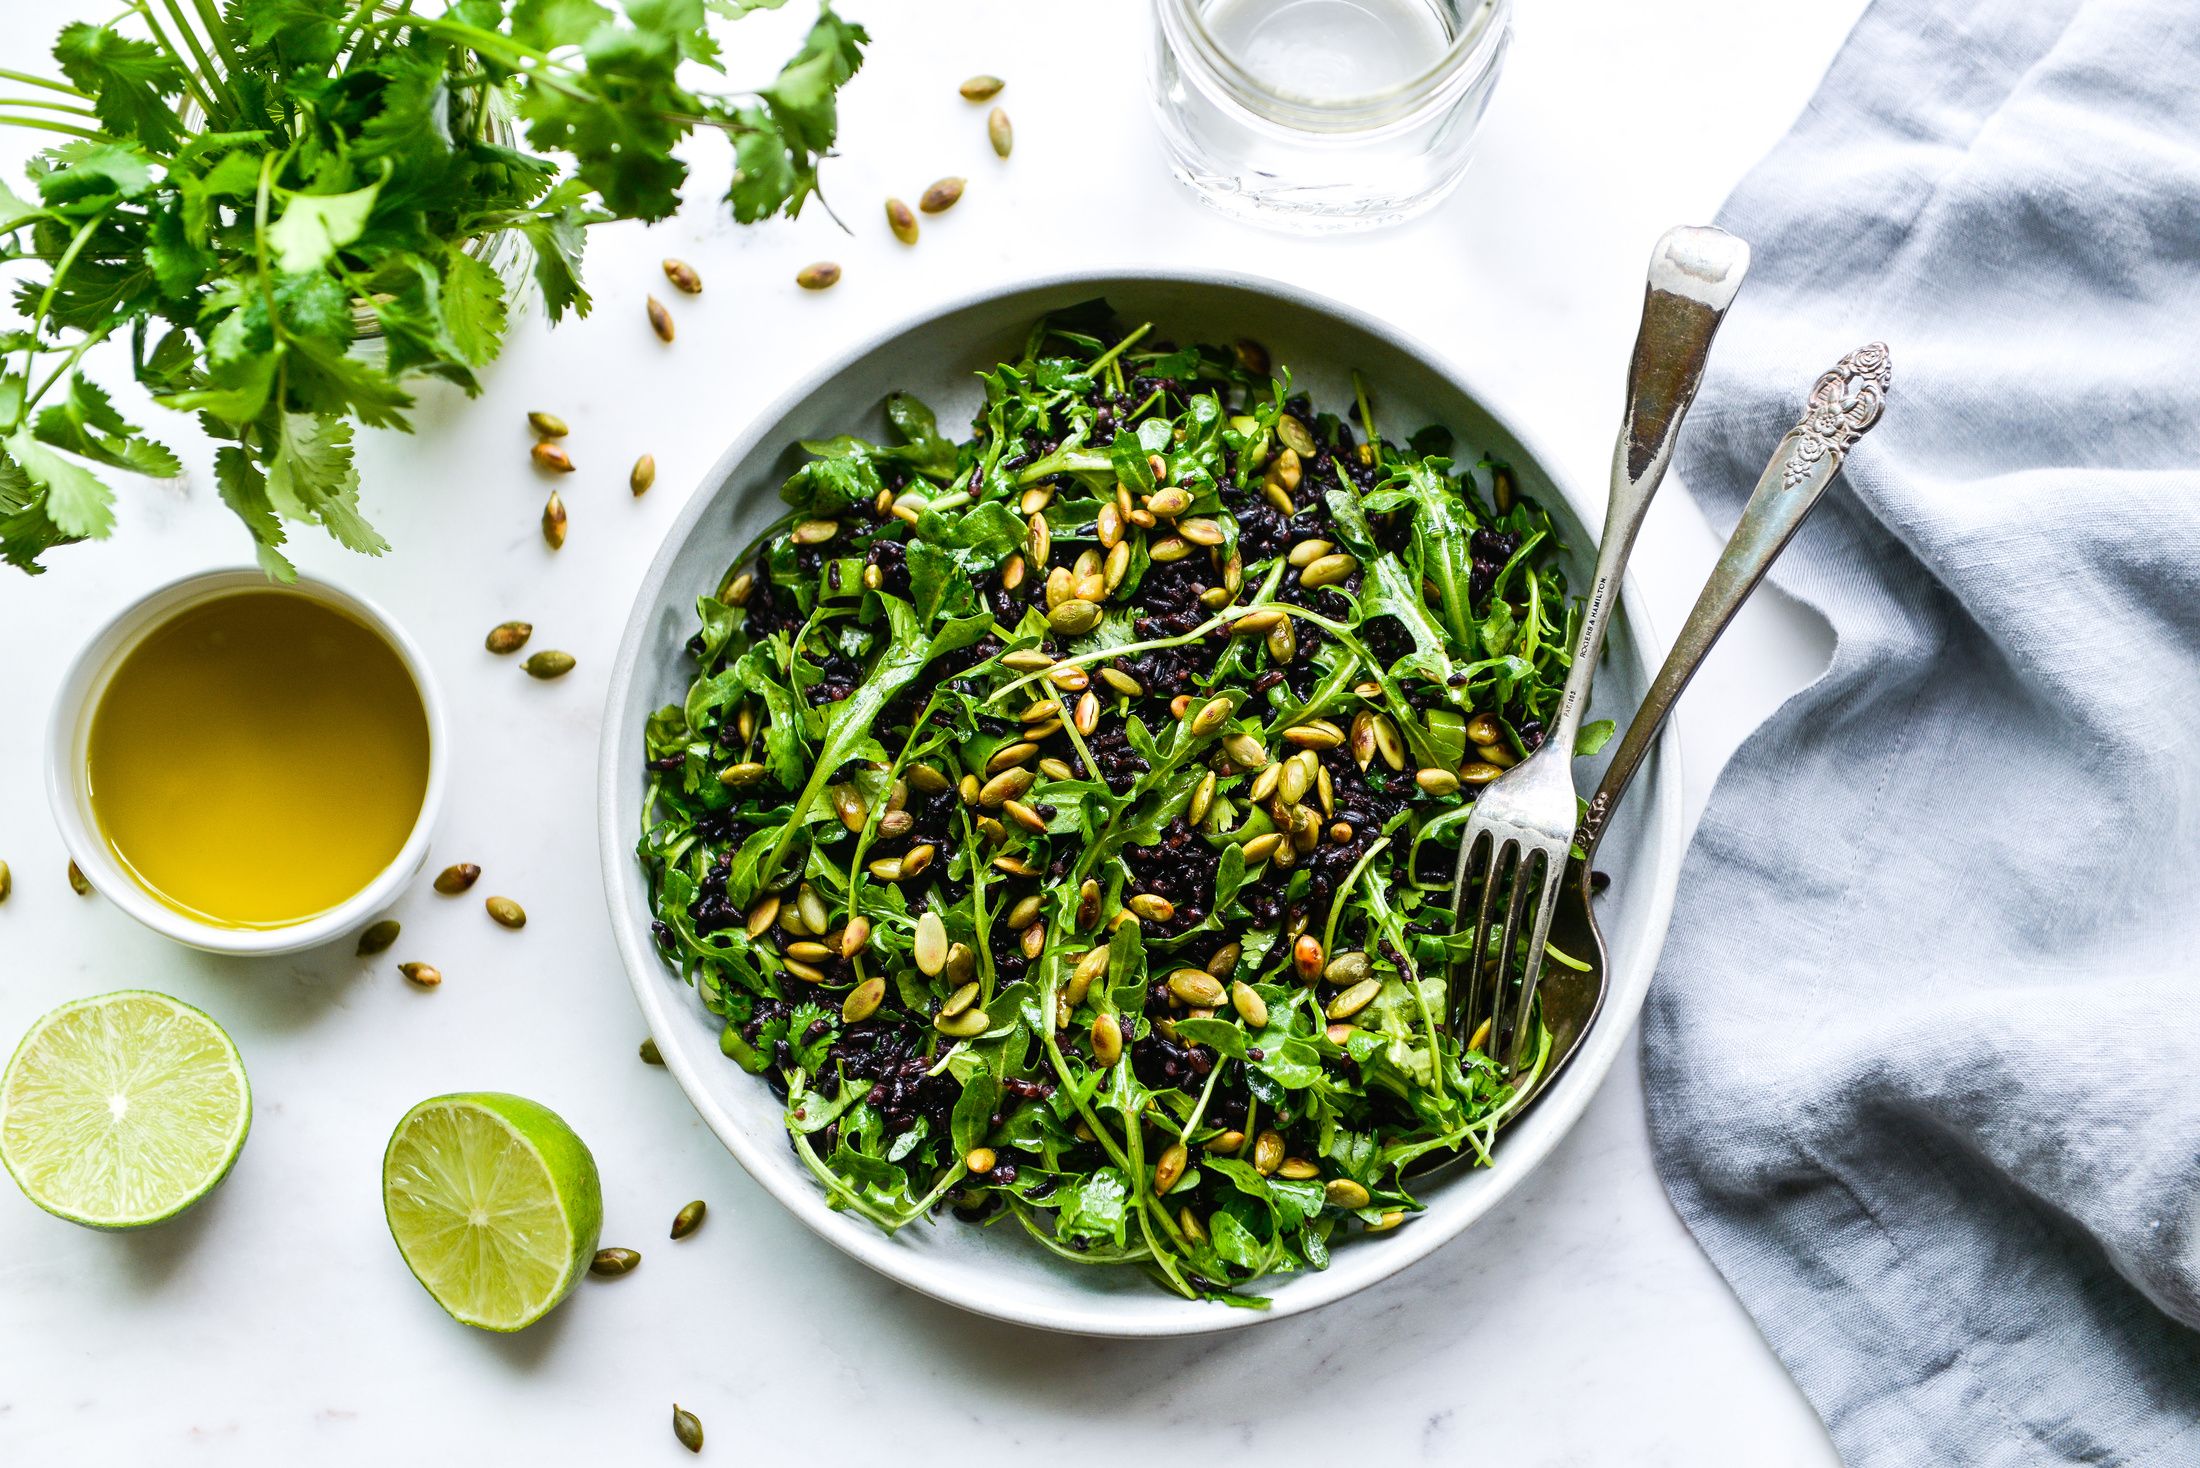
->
0, 1, 1864, 1460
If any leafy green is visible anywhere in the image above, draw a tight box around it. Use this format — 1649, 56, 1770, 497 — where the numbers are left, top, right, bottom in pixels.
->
636, 310, 1587, 1302
0, 0, 870, 574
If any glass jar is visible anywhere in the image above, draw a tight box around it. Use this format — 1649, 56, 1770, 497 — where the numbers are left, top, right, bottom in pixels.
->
1149, 0, 1513, 232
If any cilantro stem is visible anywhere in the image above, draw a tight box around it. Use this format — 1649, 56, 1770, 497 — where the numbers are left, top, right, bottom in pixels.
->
0, 69, 88, 97
17, 206, 113, 394
157, 0, 231, 98
0, 116, 105, 140
0, 98, 101, 118
22, 320, 120, 418
132, 2, 223, 118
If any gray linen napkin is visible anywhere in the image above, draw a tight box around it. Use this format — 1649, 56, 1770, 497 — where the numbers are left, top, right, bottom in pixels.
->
1641, 0, 2200, 1461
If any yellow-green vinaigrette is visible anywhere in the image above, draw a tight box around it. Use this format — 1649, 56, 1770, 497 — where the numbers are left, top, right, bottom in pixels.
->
85, 588, 430, 929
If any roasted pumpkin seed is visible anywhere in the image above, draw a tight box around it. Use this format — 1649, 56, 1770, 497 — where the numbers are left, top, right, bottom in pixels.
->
523, 649, 575, 679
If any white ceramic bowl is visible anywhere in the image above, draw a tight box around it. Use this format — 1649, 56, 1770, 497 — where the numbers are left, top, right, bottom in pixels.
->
46, 568, 447, 956
597, 271, 1683, 1336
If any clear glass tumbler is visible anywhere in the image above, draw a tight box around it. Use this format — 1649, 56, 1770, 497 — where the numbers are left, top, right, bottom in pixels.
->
1149, 0, 1513, 232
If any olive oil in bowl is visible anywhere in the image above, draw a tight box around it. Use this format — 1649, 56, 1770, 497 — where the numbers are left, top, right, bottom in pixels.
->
85, 588, 432, 930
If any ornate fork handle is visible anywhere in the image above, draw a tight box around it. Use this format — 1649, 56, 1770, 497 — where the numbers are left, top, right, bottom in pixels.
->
1577, 341, 1894, 858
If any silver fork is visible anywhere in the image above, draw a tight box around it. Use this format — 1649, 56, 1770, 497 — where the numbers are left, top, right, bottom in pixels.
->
1452, 225, 1751, 1071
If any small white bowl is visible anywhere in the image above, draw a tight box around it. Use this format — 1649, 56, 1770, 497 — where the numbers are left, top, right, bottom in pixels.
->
45, 568, 447, 957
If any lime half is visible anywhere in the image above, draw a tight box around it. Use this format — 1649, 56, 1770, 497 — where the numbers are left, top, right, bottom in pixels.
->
0, 990, 251, 1228
382, 1092, 602, 1332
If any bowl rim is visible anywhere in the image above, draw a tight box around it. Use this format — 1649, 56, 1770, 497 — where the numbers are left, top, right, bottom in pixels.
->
44, 566, 448, 957
595, 267, 1685, 1337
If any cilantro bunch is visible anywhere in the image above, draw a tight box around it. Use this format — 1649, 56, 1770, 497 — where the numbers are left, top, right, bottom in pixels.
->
0, 0, 867, 576
638, 306, 1611, 1303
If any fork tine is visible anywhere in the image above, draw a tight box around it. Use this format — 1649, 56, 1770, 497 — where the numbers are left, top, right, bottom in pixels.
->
1455, 831, 1504, 1034
1501, 850, 1569, 1071
1485, 844, 1542, 1070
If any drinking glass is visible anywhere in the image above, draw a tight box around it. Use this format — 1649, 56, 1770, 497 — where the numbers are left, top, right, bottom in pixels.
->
1149, 0, 1513, 232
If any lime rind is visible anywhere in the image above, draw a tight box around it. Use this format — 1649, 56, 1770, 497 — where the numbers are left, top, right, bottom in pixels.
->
0, 990, 252, 1229
382, 1092, 603, 1332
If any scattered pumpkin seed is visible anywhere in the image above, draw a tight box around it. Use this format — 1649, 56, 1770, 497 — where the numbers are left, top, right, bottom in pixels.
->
1327, 977, 1380, 1020
629, 453, 656, 496
1190, 695, 1233, 736
843, 977, 886, 1023
1372, 713, 1407, 770
1154, 1142, 1188, 1195
434, 863, 480, 894
671, 1199, 706, 1239
643, 295, 674, 342
796, 261, 842, 290
1325, 950, 1370, 986
530, 440, 573, 473
527, 410, 568, 439
1253, 1130, 1284, 1175
523, 650, 575, 680
1416, 766, 1461, 796
1231, 981, 1268, 1028
920, 176, 965, 213
745, 896, 780, 938
399, 961, 441, 988
1277, 1158, 1320, 1180
911, 910, 950, 976
1293, 933, 1325, 983
1047, 598, 1102, 636
357, 918, 400, 955
960, 73, 1005, 101
1188, 770, 1216, 826
485, 896, 526, 929
485, 620, 532, 655
673, 1404, 704, 1455
1326, 1178, 1371, 1210
987, 107, 1013, 158
1168, 970, 1225, 1007
590, 1247, 640, 1276
662, 258, 702, 294
886, 196, 919, 244
1461, 761, 1505, 785
640, 1037, 664, 1065
935, 1007, 990, 1038
541, 490, 567, 550
1221, 731, 1268, 768
1091, 1012, 1123, 1065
